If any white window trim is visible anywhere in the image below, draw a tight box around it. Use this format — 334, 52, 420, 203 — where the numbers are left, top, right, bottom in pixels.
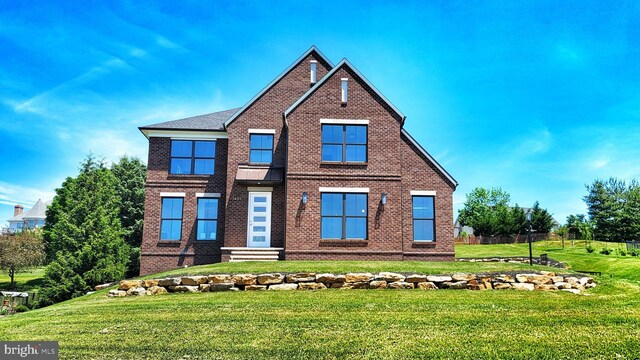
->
319, 187, 369, 193
160, 192, 186, 197
410, 190, 437, 196
248, 129, 276, 134
320, 119, 369, 125
248, 187, 273, 192
195, 193, 221, 198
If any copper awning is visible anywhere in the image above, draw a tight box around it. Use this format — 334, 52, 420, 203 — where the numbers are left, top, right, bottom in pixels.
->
235, 165, 284, 185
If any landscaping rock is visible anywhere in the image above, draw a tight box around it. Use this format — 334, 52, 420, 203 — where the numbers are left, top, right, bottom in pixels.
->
578, 277, 590, 286
210, 283, 236, 292
118, 280, 142, 291
298, 282, 327, 290
534, 284, 558, 291
345, 273, 374, 283
540, 271, 555, 277
493, 283, 511, 290
146, 286, 168, 295
232, 274, 257, 286
495, 275, 515, 283
142, 279, 159, 288
268, 283, 298, 291
481, 278, 493, 290
108, 290, 127, 297
452, 273, 476, 282
369, 280, 388, 289
565, 277, 578, 285
467, 280, 485, 291
95, 283, 114, 291
426, 275, 452, 283
417, 282, 438, 290
286, 273, 316, 283
528, 275, 551, 285
511, 283, 535, 291
168, 285, 199, 293
245, 285, 268, 291
126, 287, 146, 296
375, 272, 405, 282
515, 274, 530, 283
208, 274, 232, 284
561, 288, 581, 295
330, 282, 352, 289
199, 284, 210, 292
554, 282, 572, 290
181, 276, 208, 286
405, 274, 427, 283
158, 278, 181, 287
388, 281, 414, 289
257, 273, 284, 285
550, 276, 564, 284
585, 283, 597, 289
315, 273, 340, 283
442, 281, 467, 289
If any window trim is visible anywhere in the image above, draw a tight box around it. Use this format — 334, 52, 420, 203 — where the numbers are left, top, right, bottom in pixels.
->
249, 133, 274, 165
169, 140, 216, 175
160, 197, 184, 241
321, 124, 368, 163
196, 197, 219, 241
320, 192, 368, 240
412, 195, 436, 242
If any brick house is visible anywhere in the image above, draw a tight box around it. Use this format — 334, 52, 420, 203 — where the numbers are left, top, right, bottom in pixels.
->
138, 46, 458, 275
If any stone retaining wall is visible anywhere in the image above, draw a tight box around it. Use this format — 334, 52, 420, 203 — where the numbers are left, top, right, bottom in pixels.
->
107, 271, 596, 297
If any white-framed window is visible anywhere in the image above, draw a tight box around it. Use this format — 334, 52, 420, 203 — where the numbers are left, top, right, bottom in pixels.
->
160, 197, 183, 241
341, 78, 348, 103
310, 60, 317, 84
412, 196, 435, 241
170, 140, 215, 175
321, 193, 367, 239
197, 198, 219, 240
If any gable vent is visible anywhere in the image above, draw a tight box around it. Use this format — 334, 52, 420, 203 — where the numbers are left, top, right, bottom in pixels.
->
310, 60, 317, 84
341, 78, 348, 104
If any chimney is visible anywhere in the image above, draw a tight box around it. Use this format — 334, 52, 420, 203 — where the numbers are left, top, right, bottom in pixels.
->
14, 205, 23, 217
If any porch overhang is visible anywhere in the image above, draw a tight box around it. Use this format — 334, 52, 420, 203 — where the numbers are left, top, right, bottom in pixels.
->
235, 165, 284, 185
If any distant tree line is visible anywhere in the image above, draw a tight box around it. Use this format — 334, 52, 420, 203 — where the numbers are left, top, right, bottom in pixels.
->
582, 178, 640, 242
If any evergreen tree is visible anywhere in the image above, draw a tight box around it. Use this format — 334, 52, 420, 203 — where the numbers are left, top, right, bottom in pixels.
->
530, 201, 555, 233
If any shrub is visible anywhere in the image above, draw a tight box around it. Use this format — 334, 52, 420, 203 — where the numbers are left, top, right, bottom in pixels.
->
631, 249, 639, 257
600, 247, 613, 255
13, 304, 30, 313
586, 244, 596, 253
618, 249, 627, 256
0, 307, 8, 315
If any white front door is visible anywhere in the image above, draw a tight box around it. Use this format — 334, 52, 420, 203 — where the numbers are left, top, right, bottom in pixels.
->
247, 192, 272, 248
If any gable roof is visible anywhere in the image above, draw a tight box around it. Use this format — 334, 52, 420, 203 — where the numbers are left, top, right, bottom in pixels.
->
7, 199, 50, 222
139, 108, 240, 135
224, 45, 333, 128
401, 128, 458, 188
284, 58, 406, 120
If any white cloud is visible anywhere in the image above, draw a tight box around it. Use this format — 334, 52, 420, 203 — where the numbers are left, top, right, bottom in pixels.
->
0, 181, 57, 207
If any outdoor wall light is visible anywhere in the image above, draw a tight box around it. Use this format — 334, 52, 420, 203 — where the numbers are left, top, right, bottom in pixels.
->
302, 192, 308, 205
381, 192, 387, 205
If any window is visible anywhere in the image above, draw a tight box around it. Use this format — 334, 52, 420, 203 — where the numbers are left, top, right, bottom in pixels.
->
321, 125, 367, 162
161, 198, 183, 240
37, 220, 44, 227
413, 196, 435, 241
249, 134, 274, 164
321, 193, 367, 239
197, 198, 219, 240
310, 60, 317, 84
170, 140, 215, 175
341, 78, 348, 103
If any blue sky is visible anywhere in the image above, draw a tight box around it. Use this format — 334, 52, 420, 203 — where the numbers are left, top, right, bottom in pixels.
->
1, 1, 639, 226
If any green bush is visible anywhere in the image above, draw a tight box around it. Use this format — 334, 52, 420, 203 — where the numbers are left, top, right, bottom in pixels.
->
600, 247, 613, 255
13, 304, 30, 313
586, 244, 596, 253
0, 307, 8, 315
631, 249, 639, 257
618, 249, 627, 256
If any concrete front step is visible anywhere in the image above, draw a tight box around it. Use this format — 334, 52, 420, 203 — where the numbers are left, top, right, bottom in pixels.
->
229, 259, 278, 262
230, 251, 280, 256
230, 255, 279, 260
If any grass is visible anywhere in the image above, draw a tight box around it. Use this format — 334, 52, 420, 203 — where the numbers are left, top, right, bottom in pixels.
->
1, 243, 639, 359
0, 267, 45, 291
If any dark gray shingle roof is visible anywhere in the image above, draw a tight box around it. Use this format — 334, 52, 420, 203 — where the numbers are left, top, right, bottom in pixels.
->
139, 107, 241, 131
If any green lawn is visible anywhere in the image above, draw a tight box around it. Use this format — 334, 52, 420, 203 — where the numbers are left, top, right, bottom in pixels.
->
0, 267, 44, 291
1, 245, 639, 359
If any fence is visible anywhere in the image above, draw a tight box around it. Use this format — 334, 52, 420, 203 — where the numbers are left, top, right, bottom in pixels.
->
1, 291, 38, 308
458, 233, 551, 245
626, 241, 639, 251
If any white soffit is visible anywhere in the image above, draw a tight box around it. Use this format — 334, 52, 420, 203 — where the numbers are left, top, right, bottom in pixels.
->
142, 129, 228, 140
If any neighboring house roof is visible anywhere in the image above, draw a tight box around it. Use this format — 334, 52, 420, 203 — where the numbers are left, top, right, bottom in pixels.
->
7, 212, 24, 223
139, 108, 240, 133
224, 45, 334, 128
6, 199, 50, 222
284, 58, 406, 120
401, 128, 458, 188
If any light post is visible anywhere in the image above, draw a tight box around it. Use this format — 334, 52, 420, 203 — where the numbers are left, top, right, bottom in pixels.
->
527, 211, 533, 266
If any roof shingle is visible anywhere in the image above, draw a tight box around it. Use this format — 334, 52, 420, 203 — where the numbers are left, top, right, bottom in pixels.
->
139, 108, 240, 131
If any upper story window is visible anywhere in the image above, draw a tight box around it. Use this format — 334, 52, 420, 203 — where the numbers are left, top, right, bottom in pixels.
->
341, 78, 348, 104
310, 60, 317, 84
412, 196, 435, 241
321, 125, 367, 163
249, 134, 274, 164
321, 193, 367, 239
197, 198, 219, 241
170, 140, 215, 175
161, 197, 183, 241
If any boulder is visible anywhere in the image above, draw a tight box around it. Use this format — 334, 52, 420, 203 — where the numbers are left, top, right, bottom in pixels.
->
126, 287, 146, 296
561, 288, 581, 295
369, 280, 388, 289
208, 274, 232, 284
210, 283, 236, 292
158, 278, 181, 287
534, 284, 558, 291
108, 290, 127, 297
572, 284, 585, 291
388, 281, 415, 289
452, 273, 476, 282
181, 276, 208, 286
481, 278, 493, 290
198, 284, 211, 292
245, 285, 268, 291
142, 279, 159, 288
528, 275, 551, 285
167, 285, 199, 293
345, 273, 374, 283
495, 275, 515, 283
578, 277, 590, 286
515, 274, 530, 283
315, 273, 340, 283
417, 282, 438, 290
405, 274, 427, 283
268, 283, 298, 291
426, 275, 453, 283
330, 282, 353, 289
493, 283, 511, 290
467, 280, 485, 291
118, 280, 142, 291
585, 283, 597, 289
146, 286, 168, 295
554, 282, 572, 290
232, 274, 257, 286
375, 272, 405, 282
286, 273, 316, 283
540, 271, 555, 277
511, 283, 535, 291
442, 281, 467, 290
95, 283, 114, 291
565, 277, 578, 285
257, 273, 284, 285
550, 276, 564, 284
298, 282, 327, 290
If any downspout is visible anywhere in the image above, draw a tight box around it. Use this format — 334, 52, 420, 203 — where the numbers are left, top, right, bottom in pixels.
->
400, 116, 406, 259
282, 111, 288, 259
